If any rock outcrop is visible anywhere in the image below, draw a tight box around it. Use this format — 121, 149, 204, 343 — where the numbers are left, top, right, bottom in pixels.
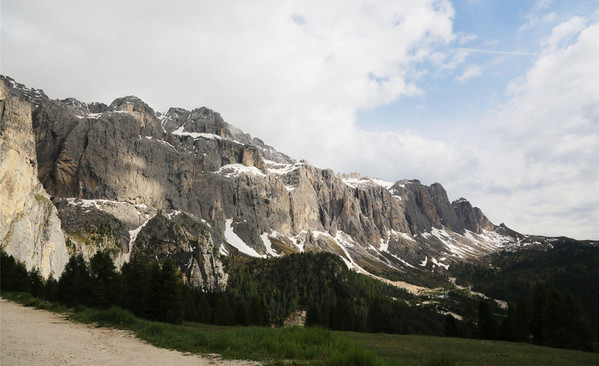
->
0, 78, 69, 278
132, 211, 228, 290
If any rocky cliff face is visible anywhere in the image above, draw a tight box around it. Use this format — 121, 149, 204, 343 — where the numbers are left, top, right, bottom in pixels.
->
0, 78, 69, 278
132, 211, 228, 290
0, 74, 546, 287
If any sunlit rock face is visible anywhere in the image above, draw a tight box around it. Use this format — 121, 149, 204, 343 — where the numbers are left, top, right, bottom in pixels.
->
0, 78, 69, 279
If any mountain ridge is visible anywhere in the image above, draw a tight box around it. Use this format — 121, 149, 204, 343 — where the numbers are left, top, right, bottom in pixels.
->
0, 74, 572, 290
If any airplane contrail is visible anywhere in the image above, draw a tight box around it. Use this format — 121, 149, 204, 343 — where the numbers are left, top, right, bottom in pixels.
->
455, 47, 540, 56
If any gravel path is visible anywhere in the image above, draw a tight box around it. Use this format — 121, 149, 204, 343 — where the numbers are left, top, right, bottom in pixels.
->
0, 298, 259, 366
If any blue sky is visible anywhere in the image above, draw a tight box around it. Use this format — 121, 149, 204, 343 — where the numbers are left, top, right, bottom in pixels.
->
2, 0, 598, 239
358, 0, 596, 135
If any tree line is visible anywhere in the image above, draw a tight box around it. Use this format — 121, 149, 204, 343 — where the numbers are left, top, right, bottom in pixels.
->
1, 248, 595, 352
1, 249, 446, 333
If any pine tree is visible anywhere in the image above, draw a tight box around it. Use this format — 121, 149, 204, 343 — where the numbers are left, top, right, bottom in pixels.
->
214, 293, 233, 325
478, 300, 497, 340
512, 299, 530, 342
43, 274, 58, 302
159, 259, 184, 324
195, 293, 212, 323
28, 268, 44, 298
58, 254, 91, 306
248, 295, 265, 325
183, 286, 196, 321
0, 250, 17, 290
144, 262, 163, 321
330, 300, 355, 331
89, 251, 121, 308
368, 298, 386, 333
143, 259, 184, 324
305, 302, 322, 327
444, 314, 459, 337
121, 256, 150, 317
13, 261, 31, 292
531, 284, 546, 345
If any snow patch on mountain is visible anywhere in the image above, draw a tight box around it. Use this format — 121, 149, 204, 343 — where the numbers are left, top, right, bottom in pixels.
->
166, 210, 181, 220
390, 229, 416, 242
261, 233, 280, 257
224, 219, 264, 258
264, 160, 302, 175
379, 237, 389, 252
216, 164, 266, 178
126, 218, 150, 262
383, 250, 417, 269
431, 257, 449, 270
172, 123, 223, 140
66, 198, 149, 213
311, 231, 369, 274
341, 177, 395, 189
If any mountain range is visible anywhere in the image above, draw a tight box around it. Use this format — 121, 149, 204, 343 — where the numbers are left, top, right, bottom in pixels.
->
0, 75, 582, 291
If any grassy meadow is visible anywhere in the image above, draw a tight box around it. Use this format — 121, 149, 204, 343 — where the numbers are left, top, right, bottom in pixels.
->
339, 331, 599, 366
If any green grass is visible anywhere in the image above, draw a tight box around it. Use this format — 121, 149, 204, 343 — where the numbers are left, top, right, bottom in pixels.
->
1, 292, 404, 365
338, 331, 599, 366
6, 291, 595, 365
2, 291, 69, 313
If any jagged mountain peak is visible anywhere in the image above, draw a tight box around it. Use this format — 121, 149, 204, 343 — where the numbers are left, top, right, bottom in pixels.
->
60, 97, 109, 113
453, 197, 470, 204
1, 75, 47, 107
108, 95, 155, 115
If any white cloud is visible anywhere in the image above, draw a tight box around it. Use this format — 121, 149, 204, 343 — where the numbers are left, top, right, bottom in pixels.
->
2, 1, 597, 239
454, 20, 599, 239
455, 64, 483, 82
2, 0, 455, 144
430, 48, 470, 70
542, 12, 557, 23
534, 0, 552, 10
520, 0, 556, 30
457, 32, 478, 45
542, 16, 587, 50
2, 0, 459, 177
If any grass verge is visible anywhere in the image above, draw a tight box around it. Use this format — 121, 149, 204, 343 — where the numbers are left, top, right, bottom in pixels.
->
1, 292, 421, 366
7, 291, 595, 365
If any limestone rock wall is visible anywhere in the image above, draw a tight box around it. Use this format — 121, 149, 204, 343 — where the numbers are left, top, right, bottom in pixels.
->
0, 79, 69, 278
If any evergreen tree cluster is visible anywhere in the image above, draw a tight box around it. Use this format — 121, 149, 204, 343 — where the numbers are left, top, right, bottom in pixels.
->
450, 240, 599, 352
1, 249, 44, 297
226, 252, 446, 335
467, 286, 595, 351
490, 285, 594, 351
1, 249, 446, 334
2, 248, 596, 352
1, 249, 184, 324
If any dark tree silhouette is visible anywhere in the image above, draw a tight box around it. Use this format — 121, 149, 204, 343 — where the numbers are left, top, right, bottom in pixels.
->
58, 254, 91, 306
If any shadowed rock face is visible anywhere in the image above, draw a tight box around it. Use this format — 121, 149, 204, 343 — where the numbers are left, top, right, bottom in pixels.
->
132, 211, 228, 290
1, 74, 543, 287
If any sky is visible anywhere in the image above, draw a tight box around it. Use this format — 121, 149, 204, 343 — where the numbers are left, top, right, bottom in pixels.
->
2, 0, 598, 239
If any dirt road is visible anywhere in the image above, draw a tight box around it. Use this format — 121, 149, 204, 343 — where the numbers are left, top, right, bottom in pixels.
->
0, 298, 259, 366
